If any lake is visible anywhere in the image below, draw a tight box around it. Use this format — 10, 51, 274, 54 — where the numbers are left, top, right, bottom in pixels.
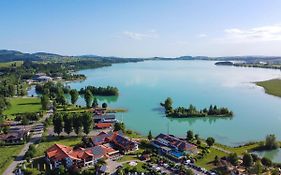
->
68, 60, 281, 146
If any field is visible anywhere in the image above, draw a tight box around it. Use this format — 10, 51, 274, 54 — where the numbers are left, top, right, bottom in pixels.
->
214, 142, 260, 155
34, 136, 81, 157
0, 145, 24, 174
0, 61, 23, 68
195, 147, 228, 170
3, 97, 42, 118
122, 162, 148, 173
256, 79, 281, 98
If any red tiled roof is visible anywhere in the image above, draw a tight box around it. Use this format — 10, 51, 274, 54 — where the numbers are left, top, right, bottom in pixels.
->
46, 144, 95, 161
96, 123, 112, 129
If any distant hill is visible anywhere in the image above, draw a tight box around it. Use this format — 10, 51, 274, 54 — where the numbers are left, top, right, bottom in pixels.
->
0, 50, 41, 62
1, 49, 281, 64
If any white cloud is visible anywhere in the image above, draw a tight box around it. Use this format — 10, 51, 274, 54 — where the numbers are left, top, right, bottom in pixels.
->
223, 24, 281, 43
123, 31, 158, 40
198, 33, 207, 38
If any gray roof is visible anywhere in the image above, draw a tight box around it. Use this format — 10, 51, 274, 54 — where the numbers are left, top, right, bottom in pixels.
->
93, 114, 116, 120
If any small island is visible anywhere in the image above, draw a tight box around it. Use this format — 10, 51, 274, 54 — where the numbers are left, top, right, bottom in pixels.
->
215, 61, 234, 66
160, 97, 233, 118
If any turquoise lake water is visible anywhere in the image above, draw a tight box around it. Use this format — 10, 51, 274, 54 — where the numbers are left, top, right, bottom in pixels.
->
253, 149, 281, 163
67, 60, 281, 146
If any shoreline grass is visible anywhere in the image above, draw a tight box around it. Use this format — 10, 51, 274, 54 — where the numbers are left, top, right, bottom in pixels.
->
256, 79, 281, 98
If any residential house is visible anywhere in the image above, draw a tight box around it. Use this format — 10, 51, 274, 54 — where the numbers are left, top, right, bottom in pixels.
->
95, 123, 112, 129
45, 143, 118, 169
91, 130, 138, 154
93, 114, 117, 123
151, 133, 197, 160
0, 129, 29, 143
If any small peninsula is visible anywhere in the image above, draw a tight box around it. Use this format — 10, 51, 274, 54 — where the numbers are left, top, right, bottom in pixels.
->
256, 79, 281, 98
160, 97, 233, 118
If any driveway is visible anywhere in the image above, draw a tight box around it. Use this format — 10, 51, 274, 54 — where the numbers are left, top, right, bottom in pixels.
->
3, 111, 52, 175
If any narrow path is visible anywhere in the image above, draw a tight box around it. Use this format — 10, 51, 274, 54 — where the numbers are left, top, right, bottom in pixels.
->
3, 111, 52, 175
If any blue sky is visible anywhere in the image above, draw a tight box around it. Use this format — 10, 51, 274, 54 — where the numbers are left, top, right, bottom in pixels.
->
1, 0, 281, 57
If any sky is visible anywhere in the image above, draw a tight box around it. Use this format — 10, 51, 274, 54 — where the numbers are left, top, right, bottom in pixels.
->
0, 0, 281, 57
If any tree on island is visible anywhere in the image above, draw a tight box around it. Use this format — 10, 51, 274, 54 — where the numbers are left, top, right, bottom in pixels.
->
81, 112, 93, 135
243, 153, 253, 167
53, 113, 63, 136
160, 97, 173, 113
265, 134, 279, 150
40, 94, 49, 110
186, 130, 194, 142
160, 97, 233, 118
206, 137, 215, 147
195, 134, 199, 141
84, 90, 93, 108
92, 97, 98, 108
69, 89, 79, 105
148, 130, 153, 140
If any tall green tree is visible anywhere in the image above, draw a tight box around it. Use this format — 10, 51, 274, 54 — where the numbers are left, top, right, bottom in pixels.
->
185, 169, 194, 175
63, 113, 73, 135
21, 116, 29, 125
73, 113, 82, 135
56, 93, 66, 106
253, 160, 263, 174
69, 89, 79, 105
206, 137, 215, 147
228, 153, 239, 166
84, 90, 93, 108
53, 113, 63, 136
92, 97, 98, 108
114, 122, 125, 132
0, 97, 10, 114
81, 112, 93, 135
148, 130, 153, 140
243, 153, 253, 167
186, 130, 194, 142
40, 95, 49, 110
265, 134, 279, 150
261, 157, 272, 167
164, 97, 173, 111
102, 102, 107, 109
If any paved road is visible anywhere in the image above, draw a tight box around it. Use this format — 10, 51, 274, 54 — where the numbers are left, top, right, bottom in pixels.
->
3, 111, 52, 175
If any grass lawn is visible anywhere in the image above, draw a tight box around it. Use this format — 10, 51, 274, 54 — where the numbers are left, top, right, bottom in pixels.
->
125, 130, 145, 139
0, 145, 24, 174
117, 155, 139, 162
122, 161, 148, 173
0, 61, 23, 68
256, 79, 281, 98
34, 136, 81, 157
3, 97, 42, 118
195, 147, 228, 170
214, 142, 260, 155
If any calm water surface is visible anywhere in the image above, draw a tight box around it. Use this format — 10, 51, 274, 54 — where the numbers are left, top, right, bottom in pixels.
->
253, 149, 281, 163
68, 61, 281, 146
